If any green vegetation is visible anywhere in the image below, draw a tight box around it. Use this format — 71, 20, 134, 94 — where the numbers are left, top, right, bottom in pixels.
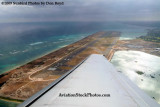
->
139, 29, 160, 43
136, 71, 144, 75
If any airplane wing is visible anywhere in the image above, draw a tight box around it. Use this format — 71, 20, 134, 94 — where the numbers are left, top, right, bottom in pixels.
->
18, 54, 159, 107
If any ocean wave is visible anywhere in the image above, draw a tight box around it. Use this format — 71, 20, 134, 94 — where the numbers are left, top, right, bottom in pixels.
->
9, 50, 20, 55
59, 45, 68, 48
58, 39, 64, 41
29, 42, 43, 46
52, 41, 59, 43
52, 41, 64, 44
22, 49, 29, 53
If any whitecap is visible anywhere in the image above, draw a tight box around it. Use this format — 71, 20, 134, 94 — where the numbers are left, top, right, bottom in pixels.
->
22, 49, 28, 53
29, 42, 43, 46
59, 39, 64, 41
9, 51, 20, 54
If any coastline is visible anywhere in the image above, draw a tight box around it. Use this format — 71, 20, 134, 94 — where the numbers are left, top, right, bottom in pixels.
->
0, 33, 89, 75
0, 31, 160, 104
0, 31, 120, 101
0, 96, 23, 103
0, 48, 58, 75
112, 39, 160, 57
0, 35, 87, 75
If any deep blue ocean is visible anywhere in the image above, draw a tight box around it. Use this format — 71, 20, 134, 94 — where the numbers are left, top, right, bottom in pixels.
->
0, 21, 159, 107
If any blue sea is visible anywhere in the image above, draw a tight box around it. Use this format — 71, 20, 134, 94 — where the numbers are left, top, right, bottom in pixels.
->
0, 21, 158, 106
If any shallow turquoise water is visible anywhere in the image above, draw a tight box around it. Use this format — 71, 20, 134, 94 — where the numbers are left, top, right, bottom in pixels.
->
0, 22, 154, 107
0, 100, 20, 107
0, 22, 151, 74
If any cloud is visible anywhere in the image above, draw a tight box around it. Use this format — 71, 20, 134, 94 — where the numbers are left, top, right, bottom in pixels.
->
0, 0, 160, 22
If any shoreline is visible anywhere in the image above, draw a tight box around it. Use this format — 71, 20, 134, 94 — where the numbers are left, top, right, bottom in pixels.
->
109, 38, 160, 63
1, 31, 159, 103
112, 39, 160, 57
0, 31, 120, 101
1, 31, 159, 102
0, 96, 23, 103
0, 48, 57, 75
0, 35, 88, 75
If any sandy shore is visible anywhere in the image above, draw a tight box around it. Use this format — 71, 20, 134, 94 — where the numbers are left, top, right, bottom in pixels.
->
1, 31, 159, 102
0, 31, 120, 101
0, 96, 22, 103
1, 30, 159, 103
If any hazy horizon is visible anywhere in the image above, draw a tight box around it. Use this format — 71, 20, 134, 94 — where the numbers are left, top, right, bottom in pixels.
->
0, 0, 160, 23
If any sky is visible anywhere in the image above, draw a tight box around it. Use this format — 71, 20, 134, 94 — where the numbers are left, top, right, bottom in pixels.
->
0, 0, 160, 23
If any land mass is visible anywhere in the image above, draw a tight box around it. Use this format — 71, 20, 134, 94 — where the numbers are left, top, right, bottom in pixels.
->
1, 29, 160, 102
139, 29, 160, 43
0, 31, 120, 101
113, 29, 160, 57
